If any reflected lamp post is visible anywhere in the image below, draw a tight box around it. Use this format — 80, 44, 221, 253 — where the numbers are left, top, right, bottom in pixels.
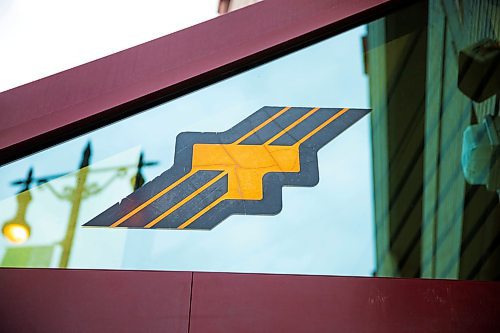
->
2, 143, 158, 267
2, 168, 35, 244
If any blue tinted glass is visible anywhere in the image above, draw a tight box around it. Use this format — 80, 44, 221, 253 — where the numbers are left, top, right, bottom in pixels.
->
0, 26, 374, 275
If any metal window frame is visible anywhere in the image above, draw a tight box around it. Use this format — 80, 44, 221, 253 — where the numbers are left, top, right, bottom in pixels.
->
1, 0, 499, 331
0, 0, 406, 165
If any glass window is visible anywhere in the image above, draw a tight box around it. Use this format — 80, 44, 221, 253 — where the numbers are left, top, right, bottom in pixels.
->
0, 24, 373, 275
366, 0, 500, 280
1, 0, 499, 281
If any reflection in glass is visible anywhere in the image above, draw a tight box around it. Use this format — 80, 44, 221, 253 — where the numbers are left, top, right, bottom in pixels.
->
0, 0, 499, 281
0, 145, 155, 268
366, 0, 499, 281
0, 24, 373, 275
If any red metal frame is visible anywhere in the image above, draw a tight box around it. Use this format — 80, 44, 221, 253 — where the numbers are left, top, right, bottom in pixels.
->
0, 0, 403, 165
1, 269, 499, 332
1, 0, 498, 331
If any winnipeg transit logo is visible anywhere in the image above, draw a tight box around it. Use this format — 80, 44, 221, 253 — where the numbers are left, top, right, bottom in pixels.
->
84, 106, 369, 230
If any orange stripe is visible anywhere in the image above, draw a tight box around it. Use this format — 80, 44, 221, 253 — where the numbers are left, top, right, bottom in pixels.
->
232, 106, 291, 144
144, 171, 228, 228
295, 108, 350, 146
110, 170, 195, 227
111, 106, 294, 228
177, 195, 226, 229
264, 107, 319, 145
178, 107, 343, 228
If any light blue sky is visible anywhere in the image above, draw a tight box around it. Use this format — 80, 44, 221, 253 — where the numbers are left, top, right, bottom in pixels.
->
0, 26, 375, 276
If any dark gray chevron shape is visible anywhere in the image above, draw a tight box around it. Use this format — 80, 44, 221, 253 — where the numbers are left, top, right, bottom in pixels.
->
83, 106, 370, 230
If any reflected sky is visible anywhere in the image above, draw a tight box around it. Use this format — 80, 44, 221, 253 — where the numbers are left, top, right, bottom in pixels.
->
0, 26, 374, 276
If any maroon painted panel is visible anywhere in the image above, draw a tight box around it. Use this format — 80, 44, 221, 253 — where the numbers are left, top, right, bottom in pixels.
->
0, 0, 399, 164
1, 268, 498, 331
190, 272, 500, 333
0, 268, 192, 332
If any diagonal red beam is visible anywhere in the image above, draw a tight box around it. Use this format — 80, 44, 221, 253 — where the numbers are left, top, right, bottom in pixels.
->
0, 0, 402, 164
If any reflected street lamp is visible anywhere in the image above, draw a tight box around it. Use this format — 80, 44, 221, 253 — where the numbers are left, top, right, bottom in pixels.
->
2, 146, 158, 265
2, 212, 31, 245
2, 169, 34, 244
